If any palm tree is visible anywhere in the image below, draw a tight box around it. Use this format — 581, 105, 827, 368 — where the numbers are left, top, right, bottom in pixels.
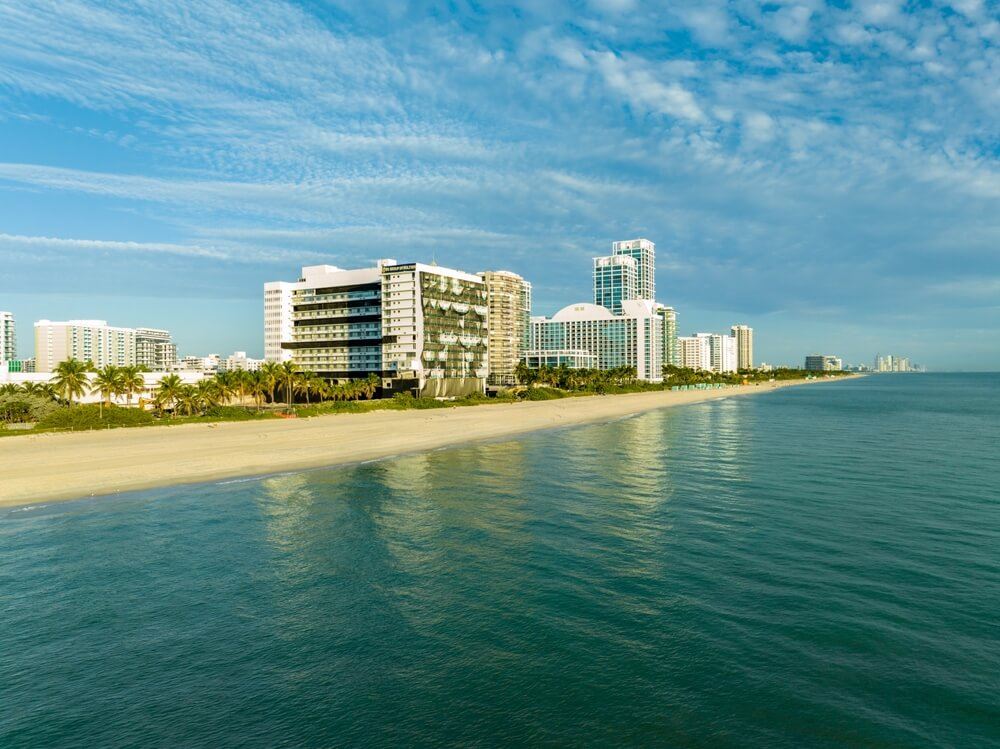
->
154, 374, 184, 415
20, 381, 56, 400
174, 385, 201, 416
276, 361, 299, 409
295, 370, 322, 406
90, 365, 123, 418
259, 361, 281, 405
246, 370, 266, 412
119, 365, 148, 407
0, 383, 20, 396
363, 372, 381, 400
52, 358, 95, 405
196, 379, 222, 410
213, 371, 236, 405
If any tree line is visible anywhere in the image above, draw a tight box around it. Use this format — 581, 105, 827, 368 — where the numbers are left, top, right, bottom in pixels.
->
0, 358, 382, 419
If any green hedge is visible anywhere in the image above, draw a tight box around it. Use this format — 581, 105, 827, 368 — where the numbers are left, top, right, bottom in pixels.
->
37, 404, 155, 430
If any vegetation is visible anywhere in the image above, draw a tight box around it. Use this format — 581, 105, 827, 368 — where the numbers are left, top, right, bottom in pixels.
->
37, 404, 155, 430
0, 393, 61, 424
2, 355, 844, 435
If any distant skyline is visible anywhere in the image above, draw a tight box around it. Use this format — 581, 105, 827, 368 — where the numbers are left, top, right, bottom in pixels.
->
1, 1, 997, 369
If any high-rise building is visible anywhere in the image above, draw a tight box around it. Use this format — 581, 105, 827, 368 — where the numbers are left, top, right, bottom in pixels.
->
135, 328, 177, 371
266, 260, 490, 397
611, 238, 655, 301
677, 335, 712, 371
480, 270, 531, 386
380, 262, 489, 397
656, 305, 678, 368
805, 355, 843, 371
731, 324, 754, 371
264, 280, 296, 363
276, 263, 390, 383
693, 333, 737, 373
0, 311, 15, 361
34, 320, 137, 372
593, 254, 638, 314
529, 300, 663, 382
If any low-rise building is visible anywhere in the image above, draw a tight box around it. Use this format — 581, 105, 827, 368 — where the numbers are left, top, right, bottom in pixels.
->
221, 351, 264, 372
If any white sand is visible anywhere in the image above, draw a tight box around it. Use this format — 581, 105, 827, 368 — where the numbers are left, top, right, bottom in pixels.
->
0, 380, 832, 508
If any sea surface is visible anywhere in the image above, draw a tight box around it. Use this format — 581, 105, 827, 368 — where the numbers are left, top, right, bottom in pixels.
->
2, 374, 998, 748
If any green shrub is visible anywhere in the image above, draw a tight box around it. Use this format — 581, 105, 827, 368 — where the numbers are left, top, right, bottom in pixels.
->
37, 404, 155, 430
0, 393, 60, 424
389, 393, 451, 409
201, 406, 266, 420
525, 387, 567, 401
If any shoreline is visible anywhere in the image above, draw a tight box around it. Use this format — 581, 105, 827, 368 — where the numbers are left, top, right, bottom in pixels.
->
0, 379, 848, 509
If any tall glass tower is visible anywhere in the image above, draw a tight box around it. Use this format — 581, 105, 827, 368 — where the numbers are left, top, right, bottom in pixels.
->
611, 238, 655, 301
593, 255, 638, 314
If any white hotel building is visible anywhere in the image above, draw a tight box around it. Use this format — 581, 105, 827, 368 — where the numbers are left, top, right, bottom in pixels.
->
529, 300, 663, 382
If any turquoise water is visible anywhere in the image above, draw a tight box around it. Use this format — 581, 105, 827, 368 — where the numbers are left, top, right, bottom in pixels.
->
2, 375, 998, 747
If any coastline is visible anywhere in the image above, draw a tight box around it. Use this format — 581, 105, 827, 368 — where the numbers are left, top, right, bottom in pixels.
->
0, 379, 843, 508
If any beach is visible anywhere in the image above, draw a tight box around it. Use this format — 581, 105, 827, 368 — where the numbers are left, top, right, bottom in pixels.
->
0, 380, 830, 508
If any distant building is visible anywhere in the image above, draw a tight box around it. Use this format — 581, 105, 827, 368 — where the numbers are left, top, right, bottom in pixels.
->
731, 324, 754, 370
222, 351, 264, 372
805, 355, 843, 372
480, 270, 531, 386
530, 300, 663, 382
677, 335, 711, 371
695, 333, 738, 373
34, 320, 137, 372
656, 305, 678, 368
0, 358, 34, 375
611, 238, 656, 301
875, 354, 915, 372
177, 354, 221, 372
593, 254, 638, 314
1, 311, 15, 361
135, 328, 177, 371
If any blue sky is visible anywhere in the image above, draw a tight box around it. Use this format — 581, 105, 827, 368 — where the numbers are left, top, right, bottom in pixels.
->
0, 0, 997, 368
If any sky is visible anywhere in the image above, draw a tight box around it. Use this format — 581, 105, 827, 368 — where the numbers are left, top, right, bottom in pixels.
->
0, 0, 997, 369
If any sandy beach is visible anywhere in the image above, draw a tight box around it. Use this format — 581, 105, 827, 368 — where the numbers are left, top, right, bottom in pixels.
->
0, 380, 832, 508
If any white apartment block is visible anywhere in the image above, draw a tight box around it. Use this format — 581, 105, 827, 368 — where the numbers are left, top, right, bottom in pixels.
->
678, 335, 712, 371
135, 328, 177, 371
1, 311, 15, 361
695, 333, 738, 373
222, 351, 264, 372
611, 238, 656, 301
34, 320, 137, 372
529, 300, 663, 382
264, 280, 296, 363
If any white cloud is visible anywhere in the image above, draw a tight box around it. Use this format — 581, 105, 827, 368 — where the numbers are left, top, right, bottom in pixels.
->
593, 52, 706, 122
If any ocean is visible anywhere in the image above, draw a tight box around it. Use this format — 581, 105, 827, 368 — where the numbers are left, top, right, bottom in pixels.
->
1, 374, 998, 747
